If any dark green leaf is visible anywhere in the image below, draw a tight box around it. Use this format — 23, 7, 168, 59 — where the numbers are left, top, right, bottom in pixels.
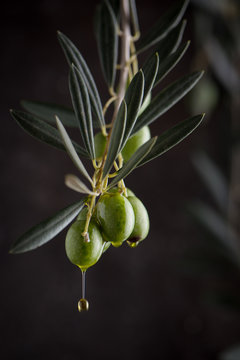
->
153, 20, 186, 63
56, 117, 93, 184
121, 70, 144, 147
189, 201, 240, 267
69, 65, 95, 159
103, 100, 127, 178
154, 41, 190, 86
192, 151, 229, 213
10, 110, 89, 158
136, 0, 189, 53
130, 0, 140, 36
108, 0, 120, 19
9, 199, 86, 254
133, 71, 204, 133
220, 344, 240, 360
141, 53, 159, 103
138, 114, 204, 166
94, 0, 118, 88
21, 100, 100, 128
21, 100, 77, 127
58, 31, 105, 127
108, 137, 157, 189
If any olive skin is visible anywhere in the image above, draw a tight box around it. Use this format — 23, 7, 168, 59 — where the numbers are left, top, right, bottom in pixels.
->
77, 207, 89, 221
77, 207, 111, 253
96, 193, 135, 246
94, 132, 107, 159
94, 125, 150, 162
65, 220, 104, 271
108, 187, 135, 197
127, 196, 149, 245
121, 126, 151, 162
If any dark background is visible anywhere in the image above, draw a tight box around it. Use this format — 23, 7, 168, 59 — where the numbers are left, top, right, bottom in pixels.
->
1, 1, 240, 359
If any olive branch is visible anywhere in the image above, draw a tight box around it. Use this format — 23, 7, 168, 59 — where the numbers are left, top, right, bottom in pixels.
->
10, 0, 204, 254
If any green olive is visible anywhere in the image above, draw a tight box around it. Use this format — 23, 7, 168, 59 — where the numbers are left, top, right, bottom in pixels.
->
77, 207, 111, 253
65, 220, 104, 271
96, 193, 135, 247
121, 126, 151, 162
127, 196, 149, 247
108, 187, 135, 197
77, 207, 89, 221
94, 132, 107, 159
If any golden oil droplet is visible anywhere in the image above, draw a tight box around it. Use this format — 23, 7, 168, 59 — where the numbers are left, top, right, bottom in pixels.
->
78, 298, 89, 312
127, 241, 138, 248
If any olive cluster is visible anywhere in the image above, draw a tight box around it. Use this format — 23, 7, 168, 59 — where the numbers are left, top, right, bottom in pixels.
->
65, 189, 149, 270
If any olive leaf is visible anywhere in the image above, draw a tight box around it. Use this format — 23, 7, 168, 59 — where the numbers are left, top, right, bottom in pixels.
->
133, 70, 204, 133
152, 19, 186, 64
121, 70, 144, 147
9, 199, 86, 254
56, 116, 93, 184
103, 100, 127, 178
107, 137, 157, 189
69, 65, 95, 159
189, 202, 240, 267
141, 52, 159, 104
21, 100, 100, 128
154, 41, 190, 87
136, 0, 189, 53
129, 0, 139, 36
21, 100, 77, 128
138, 114, 205, 167
65, 174, 97, 195
192, 151, 229, 214
58, 31, 105, 128
10, 110, 89, 158
94, 0, 118, 88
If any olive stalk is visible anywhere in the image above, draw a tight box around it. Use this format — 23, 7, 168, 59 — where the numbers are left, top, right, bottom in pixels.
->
82, 0, 138, 238
93, 0, 131, 187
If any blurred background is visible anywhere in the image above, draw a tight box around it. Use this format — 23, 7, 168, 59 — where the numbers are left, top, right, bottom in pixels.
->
1, 0, 240, 359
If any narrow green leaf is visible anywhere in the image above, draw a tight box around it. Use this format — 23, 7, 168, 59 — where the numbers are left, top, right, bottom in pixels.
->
220, 344, 240, 360
10, 110, 89, 158
192, 151, 229, 213
9, 199, 86, 254
136, 0, 189, 53
138, 114, 205, 167
129, 0, 140, 36
94, 0, 118, 88
58, 31, 105, 127
153, 20, 186, 63
189, 202, 240, 266
154, 41, 190, 87
56, 116, 93, 184
121, 70, 144, 147
141, 53, 159, 102
103, 100, 127, 178
65, 174, 97, 195
108, 137, 157, 189
69, 65, 95, 159
133, 70, 204, 133
21, 100, 77, 127
21, 100, 100, 129
108, 0, 120, 19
